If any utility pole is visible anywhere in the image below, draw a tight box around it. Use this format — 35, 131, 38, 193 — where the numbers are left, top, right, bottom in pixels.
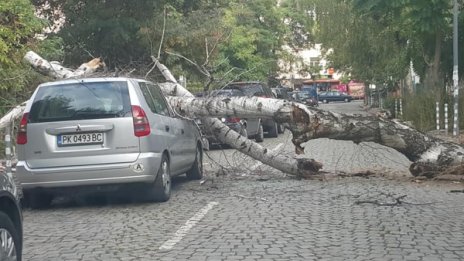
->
453, 0, 459, 137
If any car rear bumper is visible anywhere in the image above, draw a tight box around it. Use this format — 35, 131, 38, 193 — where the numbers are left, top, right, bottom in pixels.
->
16, 152, 161, 189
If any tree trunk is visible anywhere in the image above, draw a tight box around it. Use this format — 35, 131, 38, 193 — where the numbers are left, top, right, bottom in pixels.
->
0, 52, 105, 132
2, 52, 462, 178
152, 57, 323, 176
423, 32, 443, 90
166, 94, 464, 176
24, 51, 105, 79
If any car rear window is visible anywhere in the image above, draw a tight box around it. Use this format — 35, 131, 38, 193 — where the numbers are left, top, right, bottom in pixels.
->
29, 81, 131, 123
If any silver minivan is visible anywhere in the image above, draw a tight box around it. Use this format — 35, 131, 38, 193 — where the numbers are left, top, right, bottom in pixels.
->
16, 78, 203, 208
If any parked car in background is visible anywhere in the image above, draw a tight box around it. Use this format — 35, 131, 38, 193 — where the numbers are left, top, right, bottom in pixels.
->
224, 82, 281, 137
318, 90, 353, 103
271, 87, 290, 100
197, 89, 253, 146
0, 166, 22, 261
293, 91, 319, 107
16, 78, 204, 208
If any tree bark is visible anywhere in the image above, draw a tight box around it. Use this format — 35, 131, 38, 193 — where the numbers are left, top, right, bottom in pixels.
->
152, 57, 323, 176
166, 94, 464, 176
423, 32, 443, 90
2, 52, 462, 178
0, 51, 105, 132
24, 51, 105, 79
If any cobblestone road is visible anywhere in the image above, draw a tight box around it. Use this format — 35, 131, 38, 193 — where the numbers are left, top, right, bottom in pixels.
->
22, 101, 464, 260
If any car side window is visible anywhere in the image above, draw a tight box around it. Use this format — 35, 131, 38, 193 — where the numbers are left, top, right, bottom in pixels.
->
139, 82, 159, 114
147, 83, 170, 116
263, 86, 273, 97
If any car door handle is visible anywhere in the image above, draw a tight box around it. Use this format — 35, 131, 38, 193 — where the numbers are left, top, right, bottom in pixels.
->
165, 125, 170, 132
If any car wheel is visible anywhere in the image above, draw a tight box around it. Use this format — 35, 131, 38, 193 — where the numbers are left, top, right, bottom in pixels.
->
323, 99, 328, 104
25, 192, 53, 209
344, 98, 349, 102
146, 155, 171, 202
267, 122, 278, 138
0, 212, 20, 261
186, 146, 203, 180
277, 124, 284, 134
255, 124, 264, 142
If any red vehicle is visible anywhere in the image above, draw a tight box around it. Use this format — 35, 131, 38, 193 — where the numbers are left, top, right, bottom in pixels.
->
302, 79, 341, 92
347, 81, 365, 100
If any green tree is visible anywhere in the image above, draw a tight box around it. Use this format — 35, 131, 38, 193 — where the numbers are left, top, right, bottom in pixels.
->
0, 0, 44, 114
354, 0, 452, 90
312, 0, 409, 85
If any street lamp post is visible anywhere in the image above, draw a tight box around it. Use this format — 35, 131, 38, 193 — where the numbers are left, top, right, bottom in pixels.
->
453, 0, 459, 137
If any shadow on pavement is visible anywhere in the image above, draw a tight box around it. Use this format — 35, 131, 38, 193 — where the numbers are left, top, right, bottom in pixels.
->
24, 175, 194, 210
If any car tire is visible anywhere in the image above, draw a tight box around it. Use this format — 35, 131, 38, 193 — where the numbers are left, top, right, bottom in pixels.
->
146, 155, 171, 202
25, 192, 53, 209
186, 146, 203, 180
267, 122, 278, 138
323, 99, 328, 103
344, 98, 349, 102
255, 124, 264, 142
277, 124, 285, 134
0, 212, 21, 261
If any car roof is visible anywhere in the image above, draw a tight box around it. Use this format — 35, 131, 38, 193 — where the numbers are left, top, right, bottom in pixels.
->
38, 77, 146, 87
211, 89, 244, 95
228, 81, 263, 84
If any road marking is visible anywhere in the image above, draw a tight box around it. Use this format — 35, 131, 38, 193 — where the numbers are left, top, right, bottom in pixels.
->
251, 143, 284, 170
159, 201, 219, 250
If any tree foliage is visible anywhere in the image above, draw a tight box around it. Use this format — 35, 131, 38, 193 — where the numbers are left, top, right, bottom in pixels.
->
0, 0, 43, 89
32, 0, 319, 89
0, 0, 46, 114
311, 0, 464, 90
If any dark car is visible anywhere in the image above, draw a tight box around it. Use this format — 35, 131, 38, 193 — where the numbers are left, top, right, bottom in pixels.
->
197, 89, 253, 147
294, 91, 319, 107
224, 82, 282, 137
271, 88, 290, 100
0, 165, 22, 261
318, 90, 353, 103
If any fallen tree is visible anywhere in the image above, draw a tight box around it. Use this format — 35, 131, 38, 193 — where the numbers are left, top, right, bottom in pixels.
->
1, 51, 463, 177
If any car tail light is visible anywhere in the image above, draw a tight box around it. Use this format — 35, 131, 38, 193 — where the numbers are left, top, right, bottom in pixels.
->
131, 105, 150, 137
226, 117, 241, 123
16, 113, 29, 145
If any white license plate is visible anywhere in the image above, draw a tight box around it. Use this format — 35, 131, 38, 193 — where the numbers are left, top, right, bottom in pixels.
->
58, 133, 103, 146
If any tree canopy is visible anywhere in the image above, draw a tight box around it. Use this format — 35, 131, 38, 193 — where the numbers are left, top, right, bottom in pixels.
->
2, 0, 464, 98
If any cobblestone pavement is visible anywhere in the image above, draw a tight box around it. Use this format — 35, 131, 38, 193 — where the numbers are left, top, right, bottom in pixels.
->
23, 176, 464, 260
22, 101, 464, 260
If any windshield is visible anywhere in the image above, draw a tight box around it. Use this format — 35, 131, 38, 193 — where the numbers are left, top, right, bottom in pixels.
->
29, 81, 131, 123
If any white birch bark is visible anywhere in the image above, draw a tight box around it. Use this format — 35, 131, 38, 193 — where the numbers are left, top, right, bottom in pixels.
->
151, 57, 323, 176
0, 103, 26, 132
24, 51, 105, 79
2, 52, 461, 177
0, 52, 105, 132
165, 94, 464, 176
